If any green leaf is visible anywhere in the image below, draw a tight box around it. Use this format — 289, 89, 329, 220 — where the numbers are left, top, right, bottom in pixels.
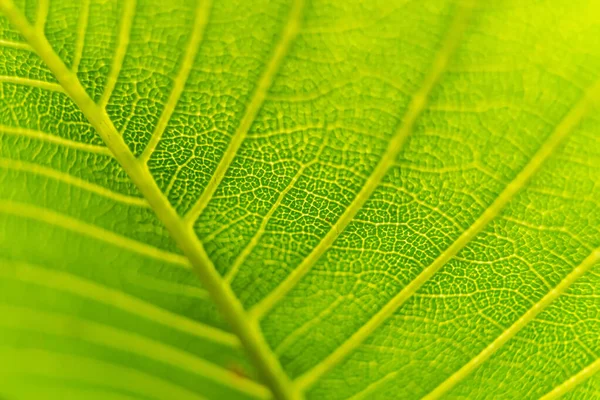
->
0, 0, 599, 399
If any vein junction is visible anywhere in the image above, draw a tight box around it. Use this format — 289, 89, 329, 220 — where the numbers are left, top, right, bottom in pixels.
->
0, 1, 301, 399
423, 247, 600, 399
2, 0, 600, 398
293, 77, 600, 391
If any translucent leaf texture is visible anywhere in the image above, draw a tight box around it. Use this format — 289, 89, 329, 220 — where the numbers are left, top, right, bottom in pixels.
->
0, 0, 599, 399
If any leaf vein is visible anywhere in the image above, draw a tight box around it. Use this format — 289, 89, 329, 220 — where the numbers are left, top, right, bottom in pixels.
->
0, 3, 299, 398
422, 247, 600, 400
1, 349, 207, 400
249, 0, 475, 322
0, 259, 238, 347
540, 356, 600, 400
99, 0, 136, 107
0, 75, 63, 92
183, 0, 306, 225
0, 38, 32, 50
71, 0, 90, 73
0, 124, 111, 155
292, 77, 600, 392
0, 305, 270, 399
35, 0, 49, 32
0, 200, 189, 267
0, 158, 149, 207
139, 0, 212, 164
225, 142, 326, 283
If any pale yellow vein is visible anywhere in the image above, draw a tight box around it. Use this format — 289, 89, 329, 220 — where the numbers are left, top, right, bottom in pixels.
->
0, 158, 148, 207
293, 77, 600, 392
225, 154, 321, 283
129, 271, 209, 300
249, 0, 475, 322
0, 75, 63, 92
345, 369, 401, 400
423, 248, 600, 400
0, 305, 269, 399
71, 0, 90, 73
540, 357, 600, 400
139, 0, 212, 164
0, 38, 32, 50
184, 0, 306, 226
1, 260, 236, 346
0, 124, 111, 155
1, 349, 206, 400
99, 0, 136, 107
35, 0, 49, 32
0, 3, 299, 398
0, 200, 189, 267
275, 296, 345, 356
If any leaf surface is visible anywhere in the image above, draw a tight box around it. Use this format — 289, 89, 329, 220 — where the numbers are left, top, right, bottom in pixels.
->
0, 0, 599, 399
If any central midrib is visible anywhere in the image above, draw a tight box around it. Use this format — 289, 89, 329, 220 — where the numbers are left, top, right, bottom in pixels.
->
0, 2, 299, 400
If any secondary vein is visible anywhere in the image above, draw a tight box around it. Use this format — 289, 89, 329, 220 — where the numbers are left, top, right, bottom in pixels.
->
293, 75, 600, 393
0, 38, 32, 50
139, 0, 212, 163
0, 124, 111, 155
71, 0, 90, 73
0, 200, 188, 266
225, 141, 326, 283
0, 305, 269, 398
540, 356, 600, 400
0, 158, 149, 207
249, 0, 475, 322
35, 0, 49, 32
1, 260, 238, 347
183, 0, 305, 225
0, 75, 64, 92
423, 247, 600, 400
0, 3, 298, 399
99, 0, 136, 107
3, 349, 207, 400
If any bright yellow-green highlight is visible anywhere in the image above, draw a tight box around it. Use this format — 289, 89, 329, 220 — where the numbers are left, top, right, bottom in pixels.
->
0, 0, 599, 399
